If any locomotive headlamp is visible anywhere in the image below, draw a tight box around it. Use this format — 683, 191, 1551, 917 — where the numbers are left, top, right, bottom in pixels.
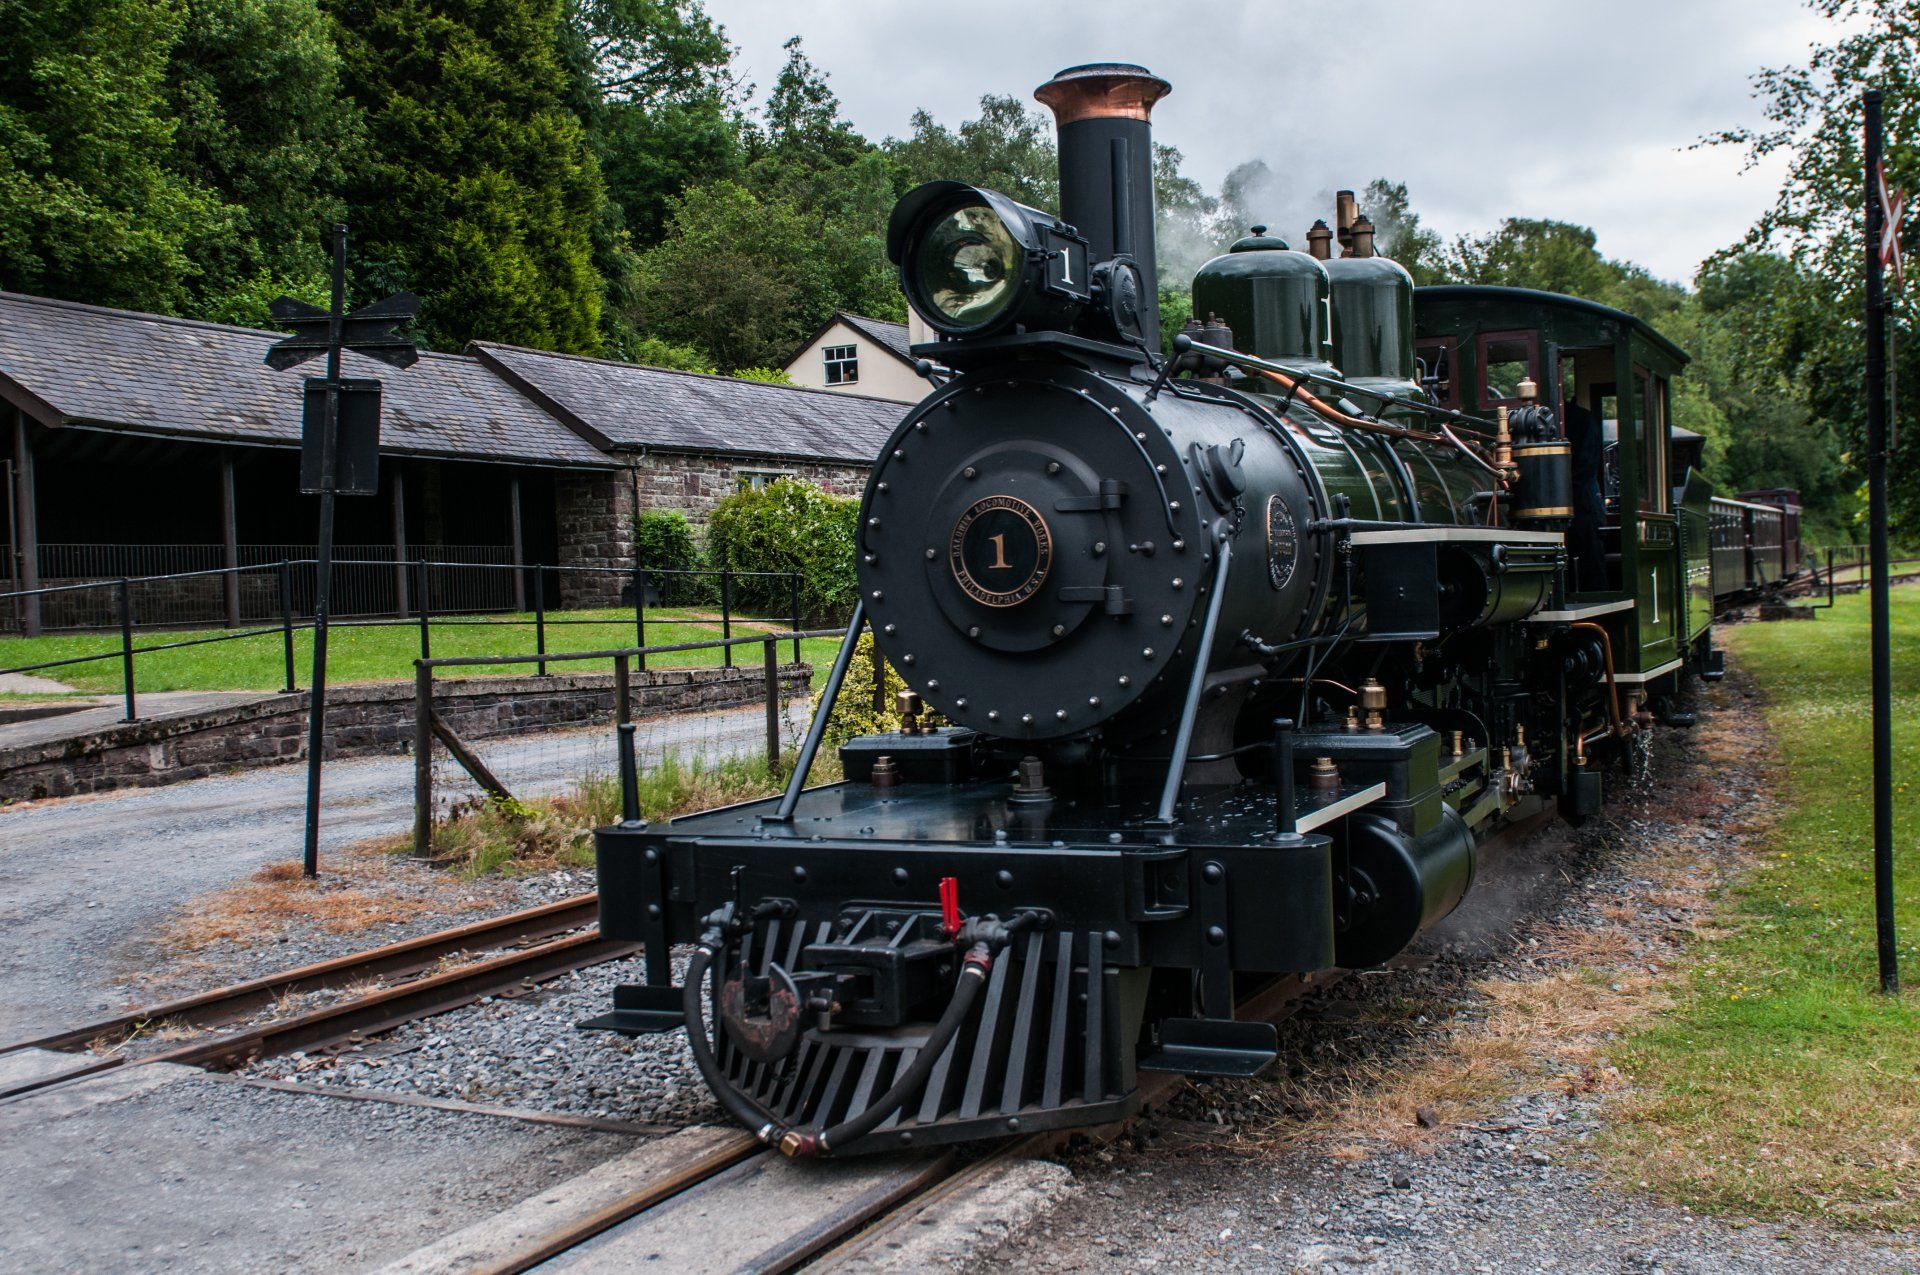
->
887, 180, 1090, 337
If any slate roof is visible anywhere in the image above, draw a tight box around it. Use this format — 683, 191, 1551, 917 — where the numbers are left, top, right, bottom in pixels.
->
835, 313, 913, 364
0, 292, 613, 469
472, 341, 905, 465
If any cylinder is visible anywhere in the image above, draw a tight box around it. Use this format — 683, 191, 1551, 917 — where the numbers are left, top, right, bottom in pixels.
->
1335, 806, 1474, 967
1513, 441, 1574, 524
1035, 63, 1170, 344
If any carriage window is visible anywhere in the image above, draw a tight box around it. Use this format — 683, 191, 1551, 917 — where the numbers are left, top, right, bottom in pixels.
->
1475, 330, 1540, 407
1414, 337, 1458, 408
1632, 368, 1669, 513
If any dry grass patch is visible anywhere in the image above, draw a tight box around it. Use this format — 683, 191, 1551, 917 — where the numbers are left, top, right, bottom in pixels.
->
152, 840, 490, 956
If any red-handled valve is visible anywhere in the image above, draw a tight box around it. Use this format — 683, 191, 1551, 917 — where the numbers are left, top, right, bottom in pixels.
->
939, 876, 961, 939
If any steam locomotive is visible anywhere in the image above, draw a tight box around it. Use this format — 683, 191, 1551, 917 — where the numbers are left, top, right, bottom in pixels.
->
586, 63, 1732, 1157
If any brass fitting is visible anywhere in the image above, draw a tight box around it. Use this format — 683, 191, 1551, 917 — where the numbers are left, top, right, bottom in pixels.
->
870, 755, 898, 789
1359, 678, 1388, 731
1344, 703, 1361, 731
1494, 406, 1518, 483
895, 688, 923, 735
1449, 729, 1465, 757
1308, 756, 1341, 791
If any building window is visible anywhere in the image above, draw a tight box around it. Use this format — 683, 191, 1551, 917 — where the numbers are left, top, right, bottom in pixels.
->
823, 344, 858, 385
737, 469, 792, 492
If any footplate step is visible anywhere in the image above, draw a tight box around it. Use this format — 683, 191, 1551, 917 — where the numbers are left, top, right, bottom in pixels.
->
1136, 1017, 1278, 1078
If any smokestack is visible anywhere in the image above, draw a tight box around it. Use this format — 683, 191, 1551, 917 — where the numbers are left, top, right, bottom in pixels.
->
1035, 63, 1171, 348
1335, 190, 1358, 256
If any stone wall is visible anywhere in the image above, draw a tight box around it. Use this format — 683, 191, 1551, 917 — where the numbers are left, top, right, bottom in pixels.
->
0, 662, 810, 804
627, 451, 869, 525
554, 454, 870, 609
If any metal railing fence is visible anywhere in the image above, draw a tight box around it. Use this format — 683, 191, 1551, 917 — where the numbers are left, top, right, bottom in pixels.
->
409, 626, 840, 858
0, 558, 806, 723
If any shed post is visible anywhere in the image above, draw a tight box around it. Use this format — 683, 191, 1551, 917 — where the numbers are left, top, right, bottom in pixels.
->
509, 473, 526, 613
391, 460, 410, 617
219, 452, 240, 627
10, 408, 40, 636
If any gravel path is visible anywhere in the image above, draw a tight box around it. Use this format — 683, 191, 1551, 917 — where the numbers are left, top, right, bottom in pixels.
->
0, 703, 779, 1039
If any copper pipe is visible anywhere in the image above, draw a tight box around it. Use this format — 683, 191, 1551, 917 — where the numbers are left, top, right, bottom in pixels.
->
1570, 621, 1625, 734
1248, 365, 1444, 442
1273, 676, 1360, 697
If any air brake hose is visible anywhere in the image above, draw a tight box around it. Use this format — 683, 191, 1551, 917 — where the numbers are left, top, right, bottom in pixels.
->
779, 942, 995, 1158
682, 915, 1035, 1157
681, 940, 785, 1145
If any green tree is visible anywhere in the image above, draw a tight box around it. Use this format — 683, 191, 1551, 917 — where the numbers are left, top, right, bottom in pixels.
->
326, 0, 606, 352
168, 0, 364, 324
1705, 0, 1917, 530
743, 37, 900, 323
0, 0, 231, 311
1151, 141, 1219, 285
885, 94, 1058, 209
1361, 178, 1447, 284
626, 179, 827, 370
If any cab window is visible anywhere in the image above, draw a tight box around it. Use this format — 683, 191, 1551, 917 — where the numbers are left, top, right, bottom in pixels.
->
1475, 330, 1540, 407
1632, 367, 1669, 514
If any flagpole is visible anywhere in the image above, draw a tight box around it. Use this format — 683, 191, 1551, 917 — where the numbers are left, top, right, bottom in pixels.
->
1864, 89, 1897, 994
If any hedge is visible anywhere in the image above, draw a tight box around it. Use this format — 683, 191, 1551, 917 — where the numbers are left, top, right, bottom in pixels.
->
704, 478, 859, 621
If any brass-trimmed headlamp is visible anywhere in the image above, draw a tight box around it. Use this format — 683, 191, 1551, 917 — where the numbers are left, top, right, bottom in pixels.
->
887, 181, 1090, 338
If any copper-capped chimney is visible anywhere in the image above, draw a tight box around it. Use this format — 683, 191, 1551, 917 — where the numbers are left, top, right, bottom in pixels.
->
1335, 189, 1358, 256
1035, 63, 1171, 348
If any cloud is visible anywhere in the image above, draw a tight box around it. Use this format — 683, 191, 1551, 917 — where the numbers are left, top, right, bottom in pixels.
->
704, 0, 1837, 283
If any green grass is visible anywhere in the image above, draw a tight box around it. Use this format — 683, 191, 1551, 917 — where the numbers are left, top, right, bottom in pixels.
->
0, 608, 841, 693
1601, 584, 1920, 1227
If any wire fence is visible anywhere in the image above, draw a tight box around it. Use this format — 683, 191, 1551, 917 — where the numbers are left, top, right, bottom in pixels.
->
409, 628, 841, 859
0, 558, 808, 724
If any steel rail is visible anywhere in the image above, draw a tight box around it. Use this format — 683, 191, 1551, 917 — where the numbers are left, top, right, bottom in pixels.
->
0, 894, 600, 1058
0, 897, 628, 1103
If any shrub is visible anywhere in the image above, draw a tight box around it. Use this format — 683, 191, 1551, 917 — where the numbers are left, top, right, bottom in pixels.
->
823, 632, 907, 749
705, 478, 858, 621
633, 508, 702, 573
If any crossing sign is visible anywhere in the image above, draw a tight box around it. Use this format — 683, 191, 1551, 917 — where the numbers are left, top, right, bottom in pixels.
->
1879, 160, 1906, 289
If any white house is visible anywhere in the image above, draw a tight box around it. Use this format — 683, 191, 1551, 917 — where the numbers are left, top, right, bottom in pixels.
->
783, 312, 935, 404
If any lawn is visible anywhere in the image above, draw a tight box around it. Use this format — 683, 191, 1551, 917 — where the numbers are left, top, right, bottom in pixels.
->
0, 607, 843, 694
1602, 583, 1920, 1227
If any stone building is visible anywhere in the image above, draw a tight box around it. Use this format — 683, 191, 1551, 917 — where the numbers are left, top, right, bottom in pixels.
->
0, 291, 907, 631
469, 341, 905, 606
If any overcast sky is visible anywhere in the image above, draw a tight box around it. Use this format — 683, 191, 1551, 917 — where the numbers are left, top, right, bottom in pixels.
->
701, 0, 1840, 285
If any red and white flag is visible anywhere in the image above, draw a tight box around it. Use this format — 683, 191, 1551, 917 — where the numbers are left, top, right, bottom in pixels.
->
1879, 160, 1907, 289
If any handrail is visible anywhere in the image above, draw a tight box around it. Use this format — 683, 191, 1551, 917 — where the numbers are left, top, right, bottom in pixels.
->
416, 627, 841, 671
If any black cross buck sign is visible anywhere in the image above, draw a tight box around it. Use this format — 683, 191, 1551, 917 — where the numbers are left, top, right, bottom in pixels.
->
266, 259, 421, 496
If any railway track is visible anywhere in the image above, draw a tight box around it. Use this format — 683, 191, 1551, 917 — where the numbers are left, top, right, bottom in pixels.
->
401, 809, 1556, 1275
0, 893, 626, 1102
